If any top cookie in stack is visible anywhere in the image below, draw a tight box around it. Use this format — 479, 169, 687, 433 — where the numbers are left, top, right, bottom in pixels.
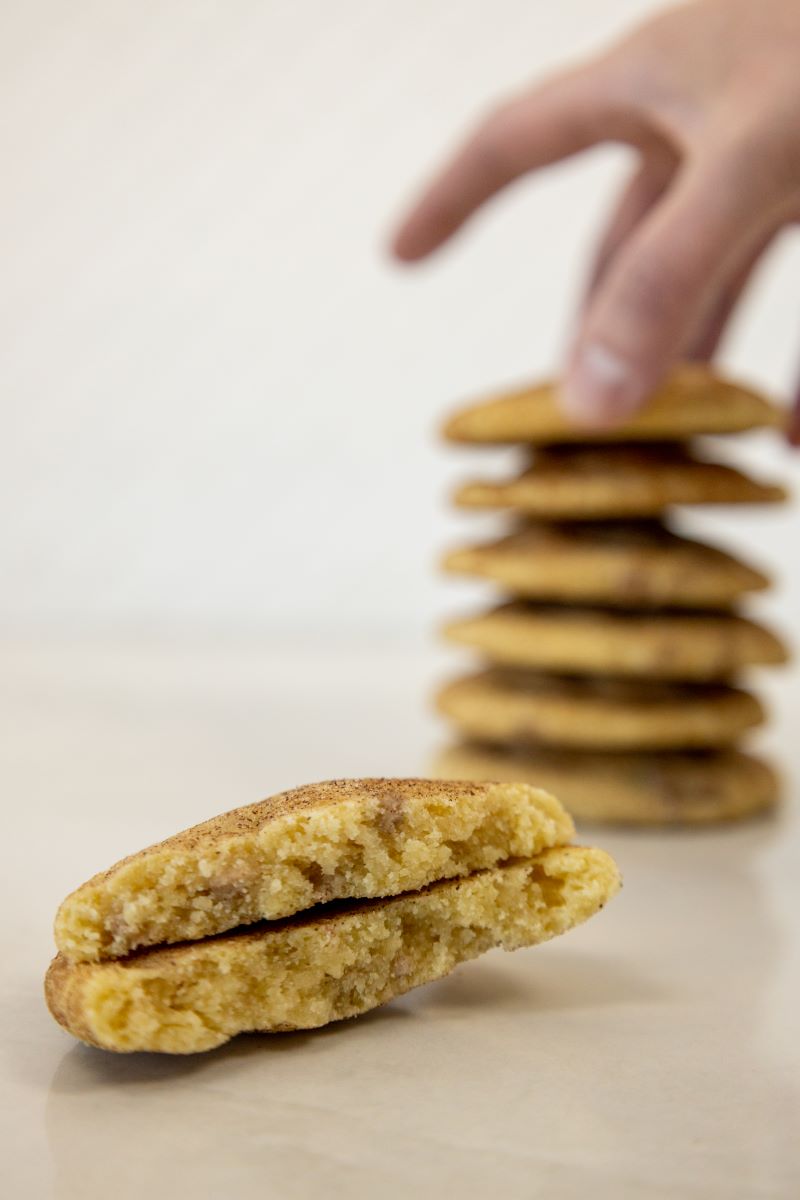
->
433, 364, 790, 826
442, 364, 782, 443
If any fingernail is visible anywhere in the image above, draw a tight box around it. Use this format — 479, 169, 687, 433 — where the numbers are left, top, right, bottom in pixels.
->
561, 343, 642, 427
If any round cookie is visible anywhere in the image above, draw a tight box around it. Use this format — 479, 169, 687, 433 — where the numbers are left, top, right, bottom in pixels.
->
453, 444, 786, 519
444, 363, 785, 444
436, 669, 765, 750
442, 520, 769, 608
432, 743, 779, 825
443, 602, 788, 680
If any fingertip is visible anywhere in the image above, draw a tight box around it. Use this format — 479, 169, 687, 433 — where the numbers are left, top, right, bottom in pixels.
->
389, 209, 446, 263
391, 228, 429, 263
389, 217, 417, 261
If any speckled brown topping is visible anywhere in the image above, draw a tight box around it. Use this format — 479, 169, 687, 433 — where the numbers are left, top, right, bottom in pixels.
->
66, 779, 525, 887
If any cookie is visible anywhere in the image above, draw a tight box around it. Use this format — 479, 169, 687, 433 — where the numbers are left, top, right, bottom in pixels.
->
45, 846, 620, 1052
443, 363, 785, 444
436, 669, 764, 750
443, 603, 788, 680
442, 520, 768, 608
55, 778, 573, 963
433, 743, 779, 825
453, 444, 786, 519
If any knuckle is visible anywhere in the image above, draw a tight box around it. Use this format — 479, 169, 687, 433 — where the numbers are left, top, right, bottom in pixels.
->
744, 129, 800, 194
713, 129, 772, 184
705, 112, 800, 199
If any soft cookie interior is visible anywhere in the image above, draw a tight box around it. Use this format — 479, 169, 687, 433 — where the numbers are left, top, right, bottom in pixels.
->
46, 846, 621, 1054
55, 779, 574, 962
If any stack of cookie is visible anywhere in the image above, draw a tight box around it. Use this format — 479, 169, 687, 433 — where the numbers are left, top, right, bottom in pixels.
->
434, 364, 790, 825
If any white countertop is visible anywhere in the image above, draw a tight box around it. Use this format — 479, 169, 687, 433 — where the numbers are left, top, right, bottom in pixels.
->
3, 634, 799, 1199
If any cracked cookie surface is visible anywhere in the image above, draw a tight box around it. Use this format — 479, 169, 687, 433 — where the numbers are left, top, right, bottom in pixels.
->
55, 778, 574, 963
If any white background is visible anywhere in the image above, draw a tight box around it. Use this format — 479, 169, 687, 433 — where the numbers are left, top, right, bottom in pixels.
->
1, 0, 798, 641
3, 13, 799, 1192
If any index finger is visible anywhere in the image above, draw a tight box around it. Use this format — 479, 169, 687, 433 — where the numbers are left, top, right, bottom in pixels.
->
392, 63, 642, 262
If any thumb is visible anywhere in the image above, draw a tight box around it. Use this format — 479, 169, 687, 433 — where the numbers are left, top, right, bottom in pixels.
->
561, 155, 778, 427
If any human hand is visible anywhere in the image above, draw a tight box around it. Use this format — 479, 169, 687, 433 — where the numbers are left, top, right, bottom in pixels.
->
392, 0, 800, 440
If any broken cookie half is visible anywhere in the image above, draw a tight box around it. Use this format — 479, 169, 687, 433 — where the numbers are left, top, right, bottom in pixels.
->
47, 778, 620, 1053
55, 779, 577, 962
